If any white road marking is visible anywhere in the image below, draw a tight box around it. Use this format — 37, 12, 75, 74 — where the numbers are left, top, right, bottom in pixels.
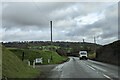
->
91, 65, 106, 72
103, 74, 112, 80
87, 65, 96, 70
52, 63, 65, 71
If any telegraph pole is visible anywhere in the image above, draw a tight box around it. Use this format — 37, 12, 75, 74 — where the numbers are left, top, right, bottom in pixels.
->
94, 36, 96, 53
50, 21, 53, 61
83, 39, 85, 50
94, 36, 96, 44
83, 39, 84, 43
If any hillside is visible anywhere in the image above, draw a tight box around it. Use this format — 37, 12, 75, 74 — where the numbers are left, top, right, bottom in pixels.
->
95, 40, 120, 65
2, 45, 41, 78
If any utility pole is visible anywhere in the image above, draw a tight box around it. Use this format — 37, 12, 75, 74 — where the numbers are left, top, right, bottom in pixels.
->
94, 36, 96, 44
94, 36, 96, 53
83, 39, 84, 43
83, 39, 85, 50
50, 21, 53, 61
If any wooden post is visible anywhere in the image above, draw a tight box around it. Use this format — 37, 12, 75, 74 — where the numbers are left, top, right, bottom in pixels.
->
28, 61, 30, 66
22, 52, 24, 61
33, 60, 35, 68
48, 59, 50, 64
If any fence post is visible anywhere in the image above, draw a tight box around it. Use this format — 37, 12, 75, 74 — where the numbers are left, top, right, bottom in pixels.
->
33, 60, 35, 68
28, 61, 30, 66
48, 59, 50, 64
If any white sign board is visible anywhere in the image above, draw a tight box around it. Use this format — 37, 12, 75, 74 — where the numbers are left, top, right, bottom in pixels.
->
35, 58, 43, 63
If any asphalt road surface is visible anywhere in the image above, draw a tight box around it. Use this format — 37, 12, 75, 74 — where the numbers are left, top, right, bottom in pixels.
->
37, 57, 119, 80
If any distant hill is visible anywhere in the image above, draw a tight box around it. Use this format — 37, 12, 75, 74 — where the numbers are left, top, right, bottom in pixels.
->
95, 40, 120, 65
2, 41, 101, 56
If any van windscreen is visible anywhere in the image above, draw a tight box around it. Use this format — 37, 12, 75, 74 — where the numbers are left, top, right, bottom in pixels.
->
81, 53, 86, 55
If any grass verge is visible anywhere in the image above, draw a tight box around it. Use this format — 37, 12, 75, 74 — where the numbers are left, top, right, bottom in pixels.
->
2, 45, 41, 78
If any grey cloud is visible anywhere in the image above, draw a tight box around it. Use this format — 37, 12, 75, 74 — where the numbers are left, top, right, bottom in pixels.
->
66, 3, 118, 44
2, 2, 118, 45
2, 2, 74, 29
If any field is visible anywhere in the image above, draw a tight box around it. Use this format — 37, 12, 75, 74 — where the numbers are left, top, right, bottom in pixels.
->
28, 46, 60, 50
8, 48, 68, 65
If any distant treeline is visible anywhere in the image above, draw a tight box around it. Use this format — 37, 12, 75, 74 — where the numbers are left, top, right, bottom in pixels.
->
2, 41, 101, 56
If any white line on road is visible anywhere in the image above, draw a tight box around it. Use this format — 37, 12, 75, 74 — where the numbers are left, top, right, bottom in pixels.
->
103, 74, 112, 80
83, 63, 85, 64
91, 65, 106, 72
87, 65, 96, 70
52, 63, 65, 71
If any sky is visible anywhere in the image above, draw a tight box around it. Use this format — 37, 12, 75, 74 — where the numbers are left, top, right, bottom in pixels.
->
1, 2, 118, 45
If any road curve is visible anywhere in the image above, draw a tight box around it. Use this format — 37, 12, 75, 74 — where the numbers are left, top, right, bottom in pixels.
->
47, 57, 119, 80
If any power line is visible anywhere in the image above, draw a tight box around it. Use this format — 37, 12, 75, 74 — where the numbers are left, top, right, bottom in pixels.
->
32, 0, 42, 13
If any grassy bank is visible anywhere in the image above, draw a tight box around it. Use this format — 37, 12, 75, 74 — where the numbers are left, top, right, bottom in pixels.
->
95, 40, 119, 65
2, 45, 41, 78
8, 48, 68, 65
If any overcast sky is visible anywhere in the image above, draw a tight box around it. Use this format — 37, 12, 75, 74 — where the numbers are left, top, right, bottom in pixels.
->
1, 2, 118, 45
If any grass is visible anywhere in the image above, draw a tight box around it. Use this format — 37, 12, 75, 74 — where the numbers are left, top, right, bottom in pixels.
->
28, 46, 60, 50
8, 48, 68, 65
88, 52, 96, 59
2, 45, 41, 78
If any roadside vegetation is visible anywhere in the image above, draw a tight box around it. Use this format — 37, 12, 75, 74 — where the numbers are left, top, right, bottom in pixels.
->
8, 48, 68, 65
88, 51, 96, 59
2, 44, 68, 78
2, 45, 41, 78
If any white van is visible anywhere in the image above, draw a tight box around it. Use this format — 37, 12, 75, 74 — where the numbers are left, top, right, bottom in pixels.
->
79, 51, 88, 60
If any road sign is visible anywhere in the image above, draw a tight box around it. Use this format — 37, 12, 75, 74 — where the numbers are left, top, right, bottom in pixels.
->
35, 58, 43, 64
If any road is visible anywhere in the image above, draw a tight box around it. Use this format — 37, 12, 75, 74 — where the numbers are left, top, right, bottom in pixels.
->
37, 57, 119, 80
